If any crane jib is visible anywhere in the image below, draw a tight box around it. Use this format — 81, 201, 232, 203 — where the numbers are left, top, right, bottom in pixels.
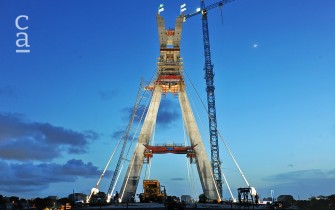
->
183, 0, 235, 21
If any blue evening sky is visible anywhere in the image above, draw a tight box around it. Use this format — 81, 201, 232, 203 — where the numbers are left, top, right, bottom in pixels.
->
1, 0, 335, 200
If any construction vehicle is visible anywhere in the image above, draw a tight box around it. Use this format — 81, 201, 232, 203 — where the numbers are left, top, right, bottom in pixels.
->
139, 180, 166, 203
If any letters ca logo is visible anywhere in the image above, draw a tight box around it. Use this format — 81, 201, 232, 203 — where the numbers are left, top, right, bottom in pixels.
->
16, 15, 30, 53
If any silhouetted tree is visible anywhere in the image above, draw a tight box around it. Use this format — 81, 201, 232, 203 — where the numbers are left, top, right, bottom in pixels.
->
9, 196, 19, 204
58, 197, 71, 205
43, 197, 55, 209
328, 194, 335, 207
309, 197, 328, 210
293, 195, 335, 210
19, 198, 27, 204
33, 197, 45, 210
0, 195, 6, 209
277, 195, 295, 207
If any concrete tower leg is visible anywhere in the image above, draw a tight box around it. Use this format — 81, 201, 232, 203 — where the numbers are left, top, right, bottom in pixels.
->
120, 87, 162, 201
179, 90, 219, 200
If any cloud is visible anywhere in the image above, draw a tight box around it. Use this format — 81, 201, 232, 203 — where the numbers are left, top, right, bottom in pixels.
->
263, 169, 327, 182
84, 130, 99, 141
157, 99, 181, 126
122, 98, 180, 127
170, 178, 184, 181
122, 106, 136, 121
0, 85, 16, 98
112, 98, 181, 141
0, 113, 98, 161
0, 159, 110, 193
98, 90, 117, 101
260, 169, 335, 199
112, 130, 125, 139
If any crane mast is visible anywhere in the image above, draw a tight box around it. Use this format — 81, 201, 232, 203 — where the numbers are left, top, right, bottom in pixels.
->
201, 0, 222, 197
184, 0, 234, 197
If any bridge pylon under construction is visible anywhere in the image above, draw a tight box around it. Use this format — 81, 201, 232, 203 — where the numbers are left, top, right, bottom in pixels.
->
119, 14, 220, 202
